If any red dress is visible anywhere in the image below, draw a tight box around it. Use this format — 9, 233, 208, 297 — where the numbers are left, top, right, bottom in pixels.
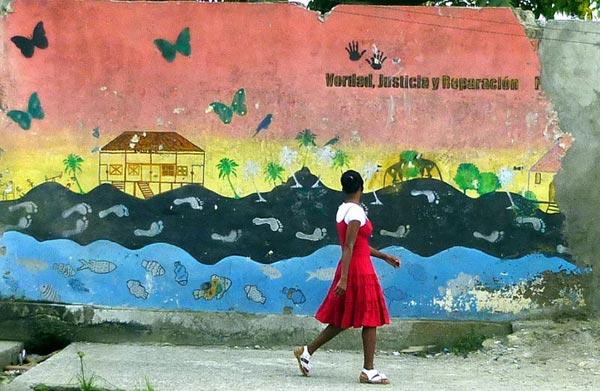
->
315, 216, 391, 328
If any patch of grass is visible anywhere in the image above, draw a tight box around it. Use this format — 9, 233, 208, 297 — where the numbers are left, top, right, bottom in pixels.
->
76, 351, 104, 391
33, 352, 158, 391
131, 377, 156, 391
446, 330, 487, 357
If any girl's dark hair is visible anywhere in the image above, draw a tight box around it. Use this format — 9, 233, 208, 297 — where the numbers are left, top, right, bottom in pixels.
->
341, 170, 364, 194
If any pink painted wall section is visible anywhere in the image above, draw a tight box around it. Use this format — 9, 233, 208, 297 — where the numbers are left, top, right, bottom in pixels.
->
1, 1, 550, 149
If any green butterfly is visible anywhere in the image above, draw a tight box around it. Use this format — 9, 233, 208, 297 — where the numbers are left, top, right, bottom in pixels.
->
154, 27, 191, 63
206, 88, 247, 125
7, 92, 44, 130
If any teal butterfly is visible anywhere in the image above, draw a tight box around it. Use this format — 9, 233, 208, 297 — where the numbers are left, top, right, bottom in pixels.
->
206, 88, 247, 125
7, 92, 44, 130
154, 27, 191, 63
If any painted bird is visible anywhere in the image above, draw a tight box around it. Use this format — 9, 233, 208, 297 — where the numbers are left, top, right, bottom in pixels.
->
253, 114, 273, 137
323, 135, 340, 146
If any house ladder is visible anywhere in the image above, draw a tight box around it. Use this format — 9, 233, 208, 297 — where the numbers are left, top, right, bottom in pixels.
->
137, 181, 154, 199
546, 202, 560, 214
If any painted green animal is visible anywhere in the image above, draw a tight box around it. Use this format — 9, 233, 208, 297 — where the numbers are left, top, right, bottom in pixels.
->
383, 153, 442, 187
414, 153, 443, 181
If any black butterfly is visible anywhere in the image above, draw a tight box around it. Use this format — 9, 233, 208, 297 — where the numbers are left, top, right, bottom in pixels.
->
11, 21, 48, 58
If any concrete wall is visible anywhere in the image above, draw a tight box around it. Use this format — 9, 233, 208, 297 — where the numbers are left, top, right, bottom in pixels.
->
0, 1, 589, 322
539, 20, 600, 312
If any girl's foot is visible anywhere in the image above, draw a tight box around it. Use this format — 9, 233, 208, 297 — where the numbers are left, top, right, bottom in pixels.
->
293, 346, 312, 376
359, 368, 390, 385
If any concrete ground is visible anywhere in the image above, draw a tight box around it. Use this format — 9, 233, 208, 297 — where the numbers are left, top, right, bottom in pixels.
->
3, 318, 600, 390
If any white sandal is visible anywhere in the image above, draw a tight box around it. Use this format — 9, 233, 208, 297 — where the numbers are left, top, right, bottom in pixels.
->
293, 345, 312, 376
359, 368, 390, 385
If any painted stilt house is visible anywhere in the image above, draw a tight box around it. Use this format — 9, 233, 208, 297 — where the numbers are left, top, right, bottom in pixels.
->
99, 131, 205, 198
528, 142, 566, 213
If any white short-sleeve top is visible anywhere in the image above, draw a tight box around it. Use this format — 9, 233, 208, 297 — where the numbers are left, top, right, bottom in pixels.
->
336, 202, 367, 227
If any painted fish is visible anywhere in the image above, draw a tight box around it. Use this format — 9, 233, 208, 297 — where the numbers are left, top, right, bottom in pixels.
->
68, 278, 89, 293
17, 259, 48, 272
193, 275, 231, 301
127, 280, 149, 300
40, 284, 60, 302
384, 286, 407, 302
406, 263, 428, 282
244, 284, 266, 304
282, 287, 306, 305
78, 259, 117, 274
306, 267, 336, 282
173, 261, 188, 286
261, 264, 282, 280
2, 273, 19, 292
142, 260, 165, 277
53, 263, 76, 278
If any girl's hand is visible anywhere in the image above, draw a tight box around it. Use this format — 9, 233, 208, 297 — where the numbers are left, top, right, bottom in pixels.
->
385, 254, 401, 268
335, 278, 347, 296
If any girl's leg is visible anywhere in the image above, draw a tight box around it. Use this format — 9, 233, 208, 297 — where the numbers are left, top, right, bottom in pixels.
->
362, 327, 377, 370
307, 324, 345, 355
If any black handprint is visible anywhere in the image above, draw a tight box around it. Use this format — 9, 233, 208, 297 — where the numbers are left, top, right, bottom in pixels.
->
366, 51, 387, 70
345, 41, 366, 62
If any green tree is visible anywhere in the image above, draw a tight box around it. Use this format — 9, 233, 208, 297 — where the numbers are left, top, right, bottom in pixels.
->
454, 163, 480, 194
332, 150, 350, 173
216, 157, 240, 199
295, 128, 317, 167
265, 161, 285, 186
522, 190, 538, 202
307, 0, 597, 20
400, 150, 420, 179
63, 153, 85, 194
477, 172, 501, 195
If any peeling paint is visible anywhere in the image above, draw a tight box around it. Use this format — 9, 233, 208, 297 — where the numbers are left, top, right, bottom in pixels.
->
433, 273, 586, 315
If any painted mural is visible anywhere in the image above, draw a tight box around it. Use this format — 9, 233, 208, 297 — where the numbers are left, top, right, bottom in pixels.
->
0, 1, 586, 320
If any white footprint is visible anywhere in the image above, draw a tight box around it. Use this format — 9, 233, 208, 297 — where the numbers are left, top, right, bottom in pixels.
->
16, 215, 33, 229
98, 204, 129, 218
211, 229, 242, 243
473, 230, 504, 243
134, 221, 164, 237
252, 217, 283, 232
171, 197, 204, 210
62, 203, 92, 218
410, 190, 440, 204
296, 228, 327, 241
516, 216, 546, 233
8, 201, 38, 214
380, 225, 410, 239
62, 217, 89, 237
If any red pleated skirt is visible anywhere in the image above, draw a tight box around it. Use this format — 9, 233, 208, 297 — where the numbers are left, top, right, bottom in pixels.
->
315, 219, 390, 328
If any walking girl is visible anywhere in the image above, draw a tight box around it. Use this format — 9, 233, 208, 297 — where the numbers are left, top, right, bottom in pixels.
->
294, 170, 401, 385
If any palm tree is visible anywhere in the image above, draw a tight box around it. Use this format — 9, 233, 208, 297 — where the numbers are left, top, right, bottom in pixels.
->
332, 149, 350, 174
244, 160, 266, 202
280, 146, 302, 188
295, 128, 317, 167
363, 162, 383, 205
312, 146, 335, 188
265, 161, 285, 187
217, 157, 240, 199
497, 167, 517, 210
63, 153, 85, 194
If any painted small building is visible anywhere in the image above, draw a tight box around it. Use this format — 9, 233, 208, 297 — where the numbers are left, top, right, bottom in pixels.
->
528, 143, 566, 213
99, 131, 205, 198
